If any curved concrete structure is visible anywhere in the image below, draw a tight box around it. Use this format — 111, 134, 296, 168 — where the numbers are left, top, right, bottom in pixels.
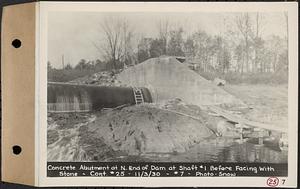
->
118, 57, 246, 108
47, 82, 152, 112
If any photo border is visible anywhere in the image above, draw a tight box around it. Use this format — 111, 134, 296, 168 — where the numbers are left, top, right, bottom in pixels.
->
37, 2, 298, 187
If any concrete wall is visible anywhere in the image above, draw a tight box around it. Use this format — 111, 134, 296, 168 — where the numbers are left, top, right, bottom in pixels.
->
118, 57, 246, 108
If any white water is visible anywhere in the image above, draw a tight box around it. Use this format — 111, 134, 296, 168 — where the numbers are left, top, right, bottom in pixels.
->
47, 115, 96, 161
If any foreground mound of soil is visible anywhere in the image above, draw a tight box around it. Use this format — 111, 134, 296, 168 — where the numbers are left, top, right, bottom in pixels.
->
87, 102, 216, 156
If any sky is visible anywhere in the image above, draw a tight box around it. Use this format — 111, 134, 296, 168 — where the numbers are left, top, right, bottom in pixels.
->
48, 12, 287, 68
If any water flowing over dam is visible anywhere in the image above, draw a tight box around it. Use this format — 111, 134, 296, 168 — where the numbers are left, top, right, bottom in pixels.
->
47, 82, 153, 112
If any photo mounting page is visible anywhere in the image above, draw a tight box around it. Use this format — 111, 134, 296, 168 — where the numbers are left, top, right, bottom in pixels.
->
38, 2, 298, 187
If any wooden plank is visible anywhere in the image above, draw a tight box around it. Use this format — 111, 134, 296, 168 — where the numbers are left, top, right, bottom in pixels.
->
154, 107, 219, 136
209, 106, 287, 133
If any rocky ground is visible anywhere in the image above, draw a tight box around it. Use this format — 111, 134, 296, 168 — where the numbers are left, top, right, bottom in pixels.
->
68, 70, 125, 87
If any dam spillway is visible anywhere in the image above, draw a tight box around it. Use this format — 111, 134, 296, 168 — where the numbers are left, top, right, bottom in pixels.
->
47, 82, 153, 112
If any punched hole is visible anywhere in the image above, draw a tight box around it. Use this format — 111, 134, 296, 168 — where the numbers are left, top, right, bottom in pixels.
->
12, 39, 22, 48
12, 145, 22, 155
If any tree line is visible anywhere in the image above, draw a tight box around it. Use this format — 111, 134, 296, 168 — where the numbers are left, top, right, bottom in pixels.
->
95, 13, 288, 75
47, 59, 109, 82
48, 13, 288, 83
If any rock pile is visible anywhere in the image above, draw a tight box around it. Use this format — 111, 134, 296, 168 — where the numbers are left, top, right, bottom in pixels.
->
69, 71, 126, 87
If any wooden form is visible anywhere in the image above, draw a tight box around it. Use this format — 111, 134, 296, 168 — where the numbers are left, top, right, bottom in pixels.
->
209, 106, 288, 133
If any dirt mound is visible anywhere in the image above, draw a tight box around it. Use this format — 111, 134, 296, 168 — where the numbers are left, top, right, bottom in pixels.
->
47, 99, 222, 161
87, 102, 216, 156
118, 57, 246, 108
69, 71, 125, 87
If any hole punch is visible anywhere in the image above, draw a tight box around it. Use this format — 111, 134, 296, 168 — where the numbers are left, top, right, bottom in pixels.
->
12, 39, 22, 48
12, 145, 22, 155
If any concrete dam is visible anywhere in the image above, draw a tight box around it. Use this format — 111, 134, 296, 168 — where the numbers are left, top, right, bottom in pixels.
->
47, 82, 152, 112
48, 57, 246, 112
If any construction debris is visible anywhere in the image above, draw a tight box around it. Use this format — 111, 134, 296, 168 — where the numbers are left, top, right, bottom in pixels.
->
213, 78, 226, 86
69, 71, 126, 87
47, 57, 288, 162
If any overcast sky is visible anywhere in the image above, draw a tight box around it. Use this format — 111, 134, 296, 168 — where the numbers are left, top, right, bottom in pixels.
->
48, 12, 287, 68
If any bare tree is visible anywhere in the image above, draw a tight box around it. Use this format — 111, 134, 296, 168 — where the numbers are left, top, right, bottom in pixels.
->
121, 19, 135, 67
157, 19, 170, 55
284, 12, 289, 71
235, 13, 252, 74
100, 17, 122, 69
251, 12, 265, 72
94, 17, 135, 70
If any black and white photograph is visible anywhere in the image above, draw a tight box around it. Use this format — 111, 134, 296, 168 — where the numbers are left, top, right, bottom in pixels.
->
47, 10, 290, 165
1, 1, 297, 188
